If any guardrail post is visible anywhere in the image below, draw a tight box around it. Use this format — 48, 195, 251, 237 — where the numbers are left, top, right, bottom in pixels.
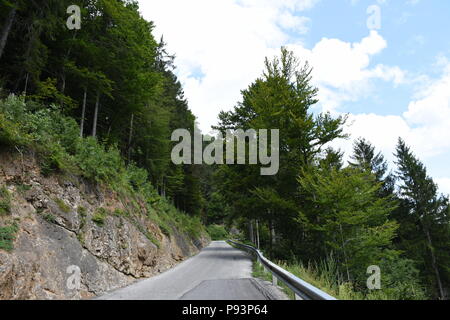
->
272, 275, 278, 286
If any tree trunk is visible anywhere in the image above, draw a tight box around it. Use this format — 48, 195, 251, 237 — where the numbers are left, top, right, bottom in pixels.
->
339, 224, 351, 282
0, 5, 16, 60
424, 228, 445, 299
24, 73, 29, 96
92, 92, 100, 137
269, 220, 277, 253
80, 88, 87, 137
249, 221, 254, 245
268, 220, 273, 256
255, 220, 260, 250
127, 113, 134, 162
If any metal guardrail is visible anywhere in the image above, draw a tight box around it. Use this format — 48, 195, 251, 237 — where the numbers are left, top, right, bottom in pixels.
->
227, 240, 337, 301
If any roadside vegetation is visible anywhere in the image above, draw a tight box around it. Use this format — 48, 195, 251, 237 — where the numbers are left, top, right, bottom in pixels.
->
0, 0, 210, 249
252, 254, 427, 300
0, 95, 207, 245
206, 224, 229, 241
0, 221, 19, 252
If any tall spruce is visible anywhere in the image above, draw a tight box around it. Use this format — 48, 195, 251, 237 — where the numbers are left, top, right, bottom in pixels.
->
395, 138, 450, 299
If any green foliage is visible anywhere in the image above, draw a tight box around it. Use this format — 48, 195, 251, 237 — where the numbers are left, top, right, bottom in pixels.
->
145, 231, 160, 249
75, 137, 125, 182
29, 78, 77, 110
0, 0, 204, 218
0, 186, 11, 216
0, 222, 19, 252
298, 167, 399, 285
54, 198, 71, 213
77, 206, 87, 218
92, 208, 108, 226
15, 183, 32, 194
43, 213, 57, 224
113, 208, 129, 217
252, 255, 426, 300
207, 224, 229, 241
126, 164, 149, 191
394, 138, 450, 299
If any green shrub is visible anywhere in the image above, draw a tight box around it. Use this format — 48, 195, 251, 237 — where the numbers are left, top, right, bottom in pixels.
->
158, 221, 172, 237
113, 208, 128, 217
78, 206, 87, 230
0, 95, 208, 248
78, 206, 87, 217
0, 222, 19, 251
0, 187, 11, 216
145, 231, 160, 248
54, 198, 71, 213
126, 164, 148, 191
75, 138, 125, 182
43, 213, 57, 224
16, 183, 32, 194
207, 224, 229, 240
92, 208, 108, 226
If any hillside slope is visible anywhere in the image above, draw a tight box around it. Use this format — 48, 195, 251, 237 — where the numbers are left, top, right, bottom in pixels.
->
0, 151, 209, 300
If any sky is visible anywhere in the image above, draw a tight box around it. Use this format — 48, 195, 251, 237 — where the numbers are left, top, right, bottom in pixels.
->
138, 0, 450, 196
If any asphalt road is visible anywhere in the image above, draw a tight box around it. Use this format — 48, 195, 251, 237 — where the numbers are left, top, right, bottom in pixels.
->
97, 241, 274, 300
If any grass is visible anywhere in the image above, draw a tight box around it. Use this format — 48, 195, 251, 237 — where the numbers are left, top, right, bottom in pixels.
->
113, 208, 130, 218
133, 221, 160, 248
146, 197, 205, 240
249, 246, 359, 300
54, 197, 71, 213
252, 254, 427, 300
92, 208, 108, 226
0, 186, 11, 216
78, 206, 87, 218
0, 222, 19, 251
251, 257, 297, 300
15, 183, 32, 194
145, 231, 160, 248
43, 213, 57, 224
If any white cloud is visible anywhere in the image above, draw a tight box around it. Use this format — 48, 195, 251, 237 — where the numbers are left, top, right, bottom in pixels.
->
436, 178, 450, 197
333, 58, 450, 195
138, 0, 316, 133
287, 31, 406, 113
340, 58, 450, 160
138, 2, 404, 132
138, 1, 449, 195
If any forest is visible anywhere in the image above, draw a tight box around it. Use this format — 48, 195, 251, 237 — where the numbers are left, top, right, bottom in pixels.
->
0, 0, 449, 300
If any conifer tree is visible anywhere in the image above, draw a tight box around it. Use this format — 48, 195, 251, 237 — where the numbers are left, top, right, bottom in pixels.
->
395, 138, 450, 299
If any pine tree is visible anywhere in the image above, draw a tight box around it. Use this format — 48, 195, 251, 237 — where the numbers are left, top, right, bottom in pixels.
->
395, 138, 450, 299
349, 138, 395, 197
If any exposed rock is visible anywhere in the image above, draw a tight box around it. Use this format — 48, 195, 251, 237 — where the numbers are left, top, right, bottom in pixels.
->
0, 151, 209, 300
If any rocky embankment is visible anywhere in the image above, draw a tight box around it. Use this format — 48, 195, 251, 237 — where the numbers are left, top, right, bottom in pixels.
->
0, 151, 209, 300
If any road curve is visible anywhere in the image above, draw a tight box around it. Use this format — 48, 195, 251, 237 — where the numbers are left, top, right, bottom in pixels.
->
97, 241, 273, 300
